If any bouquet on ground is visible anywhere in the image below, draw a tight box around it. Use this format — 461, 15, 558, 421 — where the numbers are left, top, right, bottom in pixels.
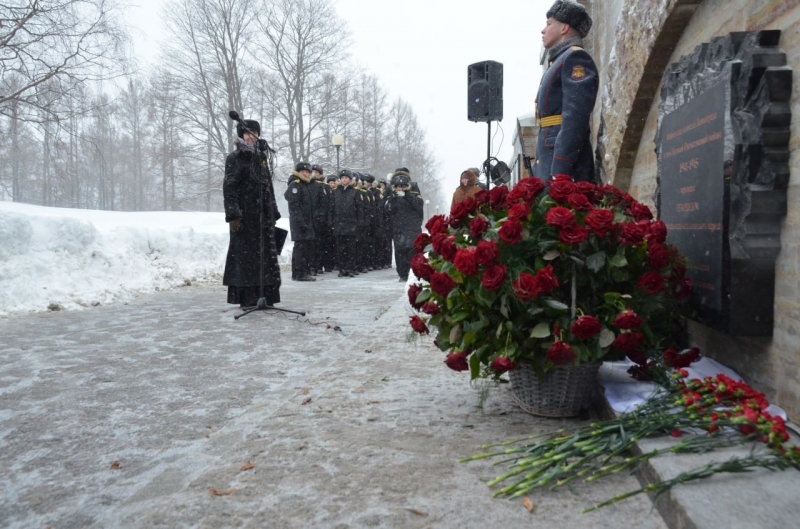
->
407, 175, 691, 380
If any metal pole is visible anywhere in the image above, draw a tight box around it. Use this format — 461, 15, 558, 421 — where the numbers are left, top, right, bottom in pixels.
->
487, 121, 492, 190
336, 146, 340, 175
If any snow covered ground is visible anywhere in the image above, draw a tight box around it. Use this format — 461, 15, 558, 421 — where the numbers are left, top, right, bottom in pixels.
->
0, 202, 291, 316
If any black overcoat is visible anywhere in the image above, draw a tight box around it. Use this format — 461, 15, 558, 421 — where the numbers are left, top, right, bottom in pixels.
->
284, 172, 316, 241
331, 184, 360, 236
222, 146, 282, 290
386, 191, 423, 248
533, 44, 599, 183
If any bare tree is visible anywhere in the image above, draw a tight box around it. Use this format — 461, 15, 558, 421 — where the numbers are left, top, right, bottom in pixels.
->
0, 0, 129, 119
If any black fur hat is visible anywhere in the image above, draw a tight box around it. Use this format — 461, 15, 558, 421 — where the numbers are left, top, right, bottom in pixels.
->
363, 174, 375, 183
326, 175, 337, 183
236, 119, 260, 139
546, 0, 592, 38
295, 161, 312, 173
391, 173, 411, 187
311, 164, 323, 174
339, 169, 353, 179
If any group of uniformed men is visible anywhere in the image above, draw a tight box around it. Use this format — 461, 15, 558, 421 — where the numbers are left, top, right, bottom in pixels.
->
284, 163, 423, 282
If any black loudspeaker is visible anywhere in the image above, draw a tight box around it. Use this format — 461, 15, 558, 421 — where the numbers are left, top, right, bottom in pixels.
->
467, 60, 503, 122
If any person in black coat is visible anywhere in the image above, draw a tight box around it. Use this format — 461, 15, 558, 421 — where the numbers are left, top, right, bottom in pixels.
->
331, 169, 360, 277
309, 164, 330, 275
533, 0, 598, 183
223, 119, 282, 307
386, 169, 423, 282
284, 161, 316, 281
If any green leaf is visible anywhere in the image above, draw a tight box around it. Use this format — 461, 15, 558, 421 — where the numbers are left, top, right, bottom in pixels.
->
449, 324, 463, 345
530, 322, 551, 338
416, 289, 432, 304
451, 312, 470, 323
609, 251, 628, 268
469, 353, 481, 379
496, 323, 504, 338
599, 327, 616, 348
586, 251, 606, 273
544, 299, 569, 311
463, 332, 479, 347
475, 345, 492, 362
543, 249, 561, 261
499, 295, 510, 319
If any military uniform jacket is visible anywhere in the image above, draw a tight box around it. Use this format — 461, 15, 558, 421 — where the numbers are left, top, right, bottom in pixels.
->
284, 172, 315, 241
386, 191, 423, 248
533, 44, 599, 183
331, 184, 360, 236
312, 180, 331, 229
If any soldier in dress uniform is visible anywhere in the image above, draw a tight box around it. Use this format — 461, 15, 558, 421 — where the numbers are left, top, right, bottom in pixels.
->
376, 178, 392, 269
310, 164, 330, 275
331, 169, 359, 278
284, 161, 316, 281
322, 175, 338, 272
533, 0, 598, 183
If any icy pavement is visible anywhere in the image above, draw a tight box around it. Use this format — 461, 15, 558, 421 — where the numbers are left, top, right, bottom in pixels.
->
0, 269, 666, 528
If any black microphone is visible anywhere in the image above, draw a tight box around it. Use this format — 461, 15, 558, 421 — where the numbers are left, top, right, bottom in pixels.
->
229, 110, 241, 122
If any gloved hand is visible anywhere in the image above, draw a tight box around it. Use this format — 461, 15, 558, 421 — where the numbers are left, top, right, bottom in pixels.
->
229, 219, 243, 232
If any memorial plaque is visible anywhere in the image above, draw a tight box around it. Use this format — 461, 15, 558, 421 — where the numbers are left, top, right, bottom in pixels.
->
656, 31, 791, 336
660, 84, 726, 312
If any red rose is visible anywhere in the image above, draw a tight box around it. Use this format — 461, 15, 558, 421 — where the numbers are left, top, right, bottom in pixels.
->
475, 239, 500, 265
410, 315, 429, 334
548, 179, 576, 202
584, 208, 615, 237
612, 332, 644, 352
413, 232, 431, 254
421, 302, 440, 315
469, 216, 489, 240
546, 341, 577, 365
488, 185, 509, 210
445, 352, 470, 372
559, 224, 589, 245
617, 222, 646, 246
628, 202, 654, 221
461, 197, 478, 213
512, 273, 540, 301
612, 310, 643, 329
571, 315, 602, 340
490, 357, 516, 373
410, 253, 435, 281
407, 283, 424, 310
647, 220, 668, 243
505, 185, 529, 206
648, 242, 670, 270
454, 247, 478, 276
567, 192, 593, 211
516, 176, 546, 197
430, 272, 456, 297
544, 206, 576, 229
473, 190, 489, 205
449, 201, 471, 227
498, 220, 523, 245
425, 215, 447, 235
535, 264, 559, 294
438, 236, 458, 262
481, 264, 507, 292
637, 271, 665, 295
575, 181, 602, 202
507, 202, 531, 222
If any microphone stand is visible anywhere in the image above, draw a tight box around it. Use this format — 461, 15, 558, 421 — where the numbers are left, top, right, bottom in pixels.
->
228, 110, 306, 319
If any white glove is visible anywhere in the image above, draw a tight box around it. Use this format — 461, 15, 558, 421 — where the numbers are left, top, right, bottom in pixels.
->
396, 191, 405, 197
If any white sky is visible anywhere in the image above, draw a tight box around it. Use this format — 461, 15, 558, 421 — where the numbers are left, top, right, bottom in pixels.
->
126, 0, 549, 205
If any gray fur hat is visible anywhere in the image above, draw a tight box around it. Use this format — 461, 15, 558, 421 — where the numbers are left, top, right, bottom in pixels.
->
546, 1, 592, 38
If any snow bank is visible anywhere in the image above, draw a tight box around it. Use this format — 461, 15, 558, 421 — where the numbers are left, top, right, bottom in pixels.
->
0, 202, 291, 316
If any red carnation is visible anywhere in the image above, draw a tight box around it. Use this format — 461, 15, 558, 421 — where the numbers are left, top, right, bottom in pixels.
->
498, 220, 523, 245
430, 272, 456, 297
637, 271, 665, 295
407, 283, 424, 310
567, 192, 593, 211
612, 310, 643, 329
507, 202, 531, 222
425, 215, 447, 235
544, 206, 576, 229
584, 208, 615, 237
488, 185, 509, 210
546, 341, 577, 365
548, 179, 576, 203
469, 216, 489, 240
559, 223, 589, 245
410, 315, 429, 334
648, 242, 671, 270
612, 332, 644, 352
413, 232, 431, 254
445, 352, 470, 372
512, 273, 540, 301
421, 302, 440, 315
490, 357, 516, 373
453, 247, 479, 276
571, 315, 602, 339
410, 253, 435, 281
475, 239, 500, 265
481, 264, 507, 292
535, 265, 559, 294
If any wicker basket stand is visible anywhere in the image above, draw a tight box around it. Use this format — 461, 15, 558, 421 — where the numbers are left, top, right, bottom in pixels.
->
508, 362, 601, 417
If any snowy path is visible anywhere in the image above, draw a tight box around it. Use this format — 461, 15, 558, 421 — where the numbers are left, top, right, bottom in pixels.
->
0, 270, 665, 528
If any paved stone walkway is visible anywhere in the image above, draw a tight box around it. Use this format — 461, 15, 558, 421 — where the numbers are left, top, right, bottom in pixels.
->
0, 269, 666, 528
